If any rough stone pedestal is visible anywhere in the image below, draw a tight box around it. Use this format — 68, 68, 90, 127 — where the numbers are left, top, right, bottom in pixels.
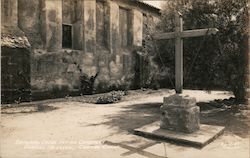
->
160, 94, 200, 133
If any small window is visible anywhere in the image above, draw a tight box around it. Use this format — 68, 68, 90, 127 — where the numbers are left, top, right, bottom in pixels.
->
62, 24, 72, 48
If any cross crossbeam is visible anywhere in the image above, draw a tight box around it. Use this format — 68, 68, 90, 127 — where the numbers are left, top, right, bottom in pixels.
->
153, 28, 219, 40
153, 12, 219, 93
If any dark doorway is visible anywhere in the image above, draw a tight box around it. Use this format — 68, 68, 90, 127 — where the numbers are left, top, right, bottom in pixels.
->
1, 47, 31, 103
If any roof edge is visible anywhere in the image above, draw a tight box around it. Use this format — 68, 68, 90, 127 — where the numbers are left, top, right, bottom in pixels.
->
134, 0, 161, 15
112, 0, 161, 16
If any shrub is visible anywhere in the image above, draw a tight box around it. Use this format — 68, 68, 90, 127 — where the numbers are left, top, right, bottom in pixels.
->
95, 91, 125, 104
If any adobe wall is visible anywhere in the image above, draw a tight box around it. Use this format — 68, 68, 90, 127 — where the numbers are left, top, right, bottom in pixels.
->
2, 0, 160, 100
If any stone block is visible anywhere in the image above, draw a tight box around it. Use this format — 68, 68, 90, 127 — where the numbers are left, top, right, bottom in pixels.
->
160, 94, 200, 133
162, 95, 196, 108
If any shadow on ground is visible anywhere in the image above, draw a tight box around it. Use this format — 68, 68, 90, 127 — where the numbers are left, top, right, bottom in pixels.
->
197, 98, 249, 138
88, 100, 249, 139
88, 103, 162, 133
1, 104, 58, 114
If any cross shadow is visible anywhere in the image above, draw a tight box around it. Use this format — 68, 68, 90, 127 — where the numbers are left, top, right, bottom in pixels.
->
104, 141, 168, 158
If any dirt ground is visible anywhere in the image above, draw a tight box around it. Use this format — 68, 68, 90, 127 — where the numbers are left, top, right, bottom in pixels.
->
1, 89, 249, 158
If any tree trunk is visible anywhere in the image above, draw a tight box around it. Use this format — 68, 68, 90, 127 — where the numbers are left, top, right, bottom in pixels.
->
246, 0, 250, 105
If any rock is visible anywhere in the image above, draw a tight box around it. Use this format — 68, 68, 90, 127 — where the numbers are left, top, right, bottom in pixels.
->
160, 94, 200, 133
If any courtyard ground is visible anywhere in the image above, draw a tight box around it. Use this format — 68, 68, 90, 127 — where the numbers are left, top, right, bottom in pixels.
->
1, 89, 249, 158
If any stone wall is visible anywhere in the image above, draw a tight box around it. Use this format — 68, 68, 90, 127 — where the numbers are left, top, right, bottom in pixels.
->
1, 0, 161, 100
1, 0, 32, 103
30, 49, 84, 99
1, 47, 31, 103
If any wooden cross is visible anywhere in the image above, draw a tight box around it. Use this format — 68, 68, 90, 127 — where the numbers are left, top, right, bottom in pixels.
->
153, 12, 219, 94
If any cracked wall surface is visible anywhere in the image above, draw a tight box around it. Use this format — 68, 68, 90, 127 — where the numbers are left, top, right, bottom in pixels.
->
1, 0, 160, 101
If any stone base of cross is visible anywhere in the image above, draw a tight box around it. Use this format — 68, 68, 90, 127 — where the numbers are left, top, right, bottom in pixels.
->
153, 12, 218, 94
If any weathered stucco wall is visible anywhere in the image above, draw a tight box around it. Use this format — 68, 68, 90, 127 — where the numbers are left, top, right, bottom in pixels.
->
83, 0, 96, 53
18, 0, 42, 48
30, 50, 83, 99
1, 0, 160, 100
1, 0, 24, 36
41, 0, 62, 51
132, 10, 143, 46
2, 0, 17, 26
2, 0, 18, 28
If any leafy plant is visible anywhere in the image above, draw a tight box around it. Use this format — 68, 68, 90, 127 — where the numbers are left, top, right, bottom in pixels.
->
95, 91, 125, 104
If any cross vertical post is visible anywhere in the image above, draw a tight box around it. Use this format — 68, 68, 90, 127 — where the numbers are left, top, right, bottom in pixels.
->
152, 12, 218, 94
175, 12, 183, 94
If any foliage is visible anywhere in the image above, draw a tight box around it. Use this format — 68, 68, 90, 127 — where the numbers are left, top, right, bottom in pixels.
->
75, 63, 99, 95
155, 0, 248, 102
132, 17, 162, 90
95, 91, 125, 104
133, 43, 161, 89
